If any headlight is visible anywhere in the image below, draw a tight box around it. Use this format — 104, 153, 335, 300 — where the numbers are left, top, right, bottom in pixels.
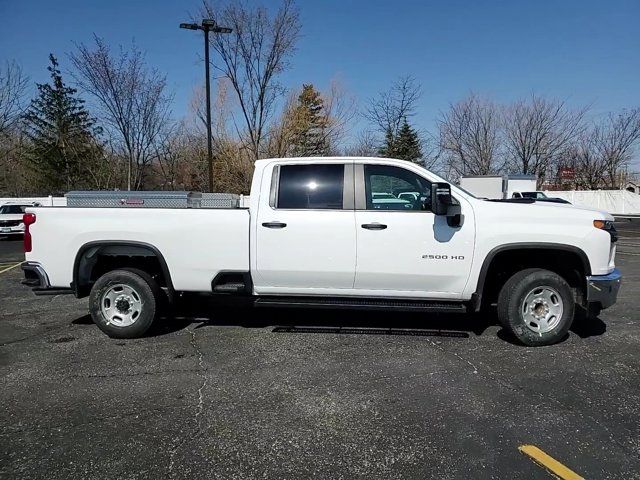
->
594, 219, 618, 243
593, 220, 613, 230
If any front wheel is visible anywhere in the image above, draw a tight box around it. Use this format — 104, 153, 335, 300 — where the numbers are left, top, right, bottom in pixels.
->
89, 269, 160, 339
497, 268, 575, 346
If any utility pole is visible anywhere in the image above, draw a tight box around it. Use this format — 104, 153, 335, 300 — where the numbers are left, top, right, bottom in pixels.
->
180, 19, 232, 192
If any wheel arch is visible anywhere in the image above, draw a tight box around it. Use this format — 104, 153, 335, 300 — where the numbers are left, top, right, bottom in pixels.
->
73, 240, 174, 298
473, 242, 591, 311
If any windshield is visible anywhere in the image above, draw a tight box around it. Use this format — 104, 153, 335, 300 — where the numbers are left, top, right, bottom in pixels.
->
0, 205, 27, 214
521, 192, 547, 199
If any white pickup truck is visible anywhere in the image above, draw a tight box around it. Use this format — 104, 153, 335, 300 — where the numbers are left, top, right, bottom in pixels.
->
21, 157, 621, 346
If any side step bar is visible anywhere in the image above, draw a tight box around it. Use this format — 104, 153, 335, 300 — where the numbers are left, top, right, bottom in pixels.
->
33, 287, 74, 296
254, 296, 467, 313
213, 282, 246, 294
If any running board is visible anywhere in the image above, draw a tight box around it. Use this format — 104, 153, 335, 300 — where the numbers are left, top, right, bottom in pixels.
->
254, 296, 467, 313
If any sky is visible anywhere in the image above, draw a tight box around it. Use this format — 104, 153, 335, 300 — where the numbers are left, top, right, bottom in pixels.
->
1, 0, 639, 143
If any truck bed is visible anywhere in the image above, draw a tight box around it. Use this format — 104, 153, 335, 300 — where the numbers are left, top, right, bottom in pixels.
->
26, 207, 250, 291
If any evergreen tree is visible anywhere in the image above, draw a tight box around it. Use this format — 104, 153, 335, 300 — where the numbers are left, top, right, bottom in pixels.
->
395, 118, 422, 162
378, 128, 396, 158
378, 117, 422, 163
24, 54, 100, 192
290, 84, 329, 156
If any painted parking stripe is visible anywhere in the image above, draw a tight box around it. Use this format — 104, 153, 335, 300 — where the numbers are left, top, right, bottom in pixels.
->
519, 445, 584, 480
0, 263, 20, 275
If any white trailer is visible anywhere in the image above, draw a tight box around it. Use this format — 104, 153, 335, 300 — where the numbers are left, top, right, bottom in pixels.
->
459, 175, 504, 199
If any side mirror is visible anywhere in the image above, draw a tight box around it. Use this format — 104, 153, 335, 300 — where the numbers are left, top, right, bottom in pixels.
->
431, 182, 452, 216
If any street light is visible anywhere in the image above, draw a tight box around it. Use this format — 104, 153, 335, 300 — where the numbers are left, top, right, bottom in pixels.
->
180, 19, 232, 192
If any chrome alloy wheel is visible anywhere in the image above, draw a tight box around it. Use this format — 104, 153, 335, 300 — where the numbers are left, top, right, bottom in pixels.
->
100, 284, 143, 327
521, 286, 564, 335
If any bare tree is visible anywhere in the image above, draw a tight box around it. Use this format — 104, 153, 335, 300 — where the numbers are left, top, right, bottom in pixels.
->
438, 93, 501, 178
503, 95, 586, 185
572, 109, 640, 188
595, 109, 640, 188
264, 90, 297, 158
69, 37, 173, 190
344, 130, 380, 157
180, 84, 253, 193
419, 131, 443, 171
0, 61, 30, 196
564, 135, 608, 189
320, 79, 357, 154
200, 0, 301, 160
0, 60, 29, 135
364, 75, 421, 139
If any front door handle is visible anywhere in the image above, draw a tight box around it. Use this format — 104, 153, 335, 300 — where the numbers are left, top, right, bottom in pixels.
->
262, 221, 287, 229
361, 223, 387, 230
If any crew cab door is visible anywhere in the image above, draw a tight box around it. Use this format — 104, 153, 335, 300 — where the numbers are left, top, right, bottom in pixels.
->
253, 161, 356, 294
353, 163, 475, 298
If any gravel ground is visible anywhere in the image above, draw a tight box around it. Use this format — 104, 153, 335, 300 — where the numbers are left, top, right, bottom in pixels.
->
0, 221, 639, 479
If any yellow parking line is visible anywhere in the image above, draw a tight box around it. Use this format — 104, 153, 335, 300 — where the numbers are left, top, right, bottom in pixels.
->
519, 445, 584, 480
0, 263, 20, 275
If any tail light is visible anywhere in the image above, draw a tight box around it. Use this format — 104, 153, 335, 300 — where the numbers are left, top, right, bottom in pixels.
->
23, 213, 36, 252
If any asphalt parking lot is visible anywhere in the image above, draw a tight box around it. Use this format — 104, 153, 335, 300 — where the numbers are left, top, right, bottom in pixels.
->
1, 221, 639, 480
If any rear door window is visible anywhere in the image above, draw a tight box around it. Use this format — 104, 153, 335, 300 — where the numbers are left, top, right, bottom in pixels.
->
277, 164, 345, 209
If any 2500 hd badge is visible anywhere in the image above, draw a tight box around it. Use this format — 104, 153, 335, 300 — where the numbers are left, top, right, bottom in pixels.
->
421, 254, 465, 260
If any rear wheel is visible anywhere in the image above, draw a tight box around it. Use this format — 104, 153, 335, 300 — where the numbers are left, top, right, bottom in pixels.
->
89, 269, 160, 338
497, 268, 575, 346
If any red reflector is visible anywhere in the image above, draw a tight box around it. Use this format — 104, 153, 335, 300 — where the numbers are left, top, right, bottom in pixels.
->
23, 213, 36, 225
23, 213, 36, 253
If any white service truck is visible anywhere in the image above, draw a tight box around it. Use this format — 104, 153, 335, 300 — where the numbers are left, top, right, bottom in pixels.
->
21, 157, 621, 346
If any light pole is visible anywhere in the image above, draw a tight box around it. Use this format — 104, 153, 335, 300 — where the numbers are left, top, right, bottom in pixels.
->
180, 19, 232, 192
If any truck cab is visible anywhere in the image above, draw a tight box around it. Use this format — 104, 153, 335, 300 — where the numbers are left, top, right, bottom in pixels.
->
249, 158, 474, 298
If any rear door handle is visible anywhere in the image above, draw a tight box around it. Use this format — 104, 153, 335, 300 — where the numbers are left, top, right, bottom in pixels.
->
262, 221, 287, 229
361, 223, 387, 230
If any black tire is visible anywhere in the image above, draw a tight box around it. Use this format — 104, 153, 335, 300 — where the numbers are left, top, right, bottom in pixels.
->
497, 268, 575, 346
89, 269, 160, 339
120, 267, 169, 311
121, 267, 174, 328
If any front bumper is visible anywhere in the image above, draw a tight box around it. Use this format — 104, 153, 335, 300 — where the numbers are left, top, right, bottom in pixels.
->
586, 268, 622, 309
0, 227, 24, 235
